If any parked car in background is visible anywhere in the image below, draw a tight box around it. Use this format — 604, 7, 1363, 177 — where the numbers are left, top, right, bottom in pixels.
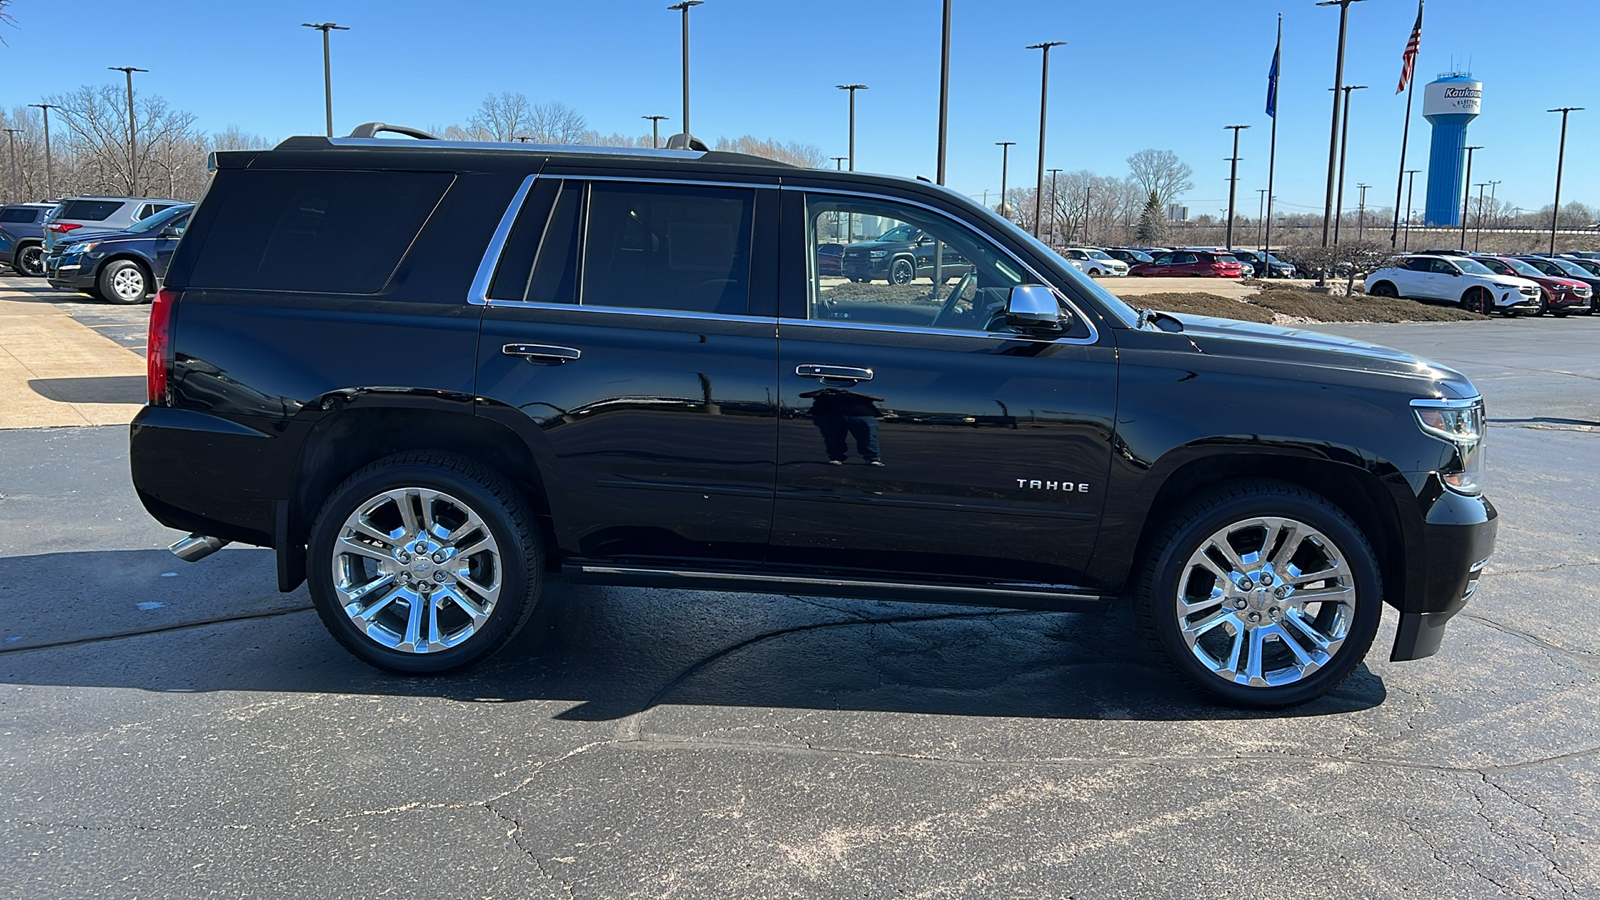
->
1105, 248, 1155, 267
816, 242, 844, 276
1058, 247, 1128, 277
1130, 250, 1244, 278
1512, 256, 1600, 314
1230, 249, 1297, 279
0, 202, 56, 277
1364, 254, 1540, 315
45, 204, 193, 304
41, 196, 186, 252
1471, 256, 1591, 316
841, 223, 974, 284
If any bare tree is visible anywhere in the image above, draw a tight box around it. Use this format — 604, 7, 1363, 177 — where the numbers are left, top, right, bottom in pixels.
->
210, 126, 270, 152
1126, 149, 1193, 211
44, 85, 200, 197
523, 103, 588, 144
713, 135, 826, 168
468, 92, 532, 142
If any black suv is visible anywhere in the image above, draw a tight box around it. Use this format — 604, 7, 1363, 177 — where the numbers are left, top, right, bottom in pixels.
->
841, 222, 973, 285
131, 129, 1497, 708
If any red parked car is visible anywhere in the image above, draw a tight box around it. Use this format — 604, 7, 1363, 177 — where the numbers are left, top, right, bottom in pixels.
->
1130, 249, 1244, 278
1471, 256, 1592, 316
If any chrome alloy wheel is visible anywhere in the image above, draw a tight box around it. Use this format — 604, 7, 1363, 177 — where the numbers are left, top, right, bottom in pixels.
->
332, 487, 502, 654
1174, 516, 1354, 688
110, 265, 145, 301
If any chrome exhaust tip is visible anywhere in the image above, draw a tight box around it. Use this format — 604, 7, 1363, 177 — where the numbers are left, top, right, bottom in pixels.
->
170, 533, 230, 563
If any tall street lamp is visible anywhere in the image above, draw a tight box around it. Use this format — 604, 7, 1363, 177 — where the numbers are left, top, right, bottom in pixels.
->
108, 67, 148, 195
1330, 84, 1366, 245
1356, 182, 1369, 241
832, 157, 847, 170
1459, 145, 1483, 251
28, 103, 58, 198
1257, 188, 1269, 247
1547, 107, 1583, 255
668, 1, 704, 136
1048, 167, 1063, 243
837, 84, 867, 171
1223, 124, 1249, 249
936, 0, 952, 185
1027, 41, 1065, 238
1316, 0, 1368, 247
301, 24, 349, 138
642, 115, 669, 149
1472, 181, 1489, 251
995, 141, 1016, 218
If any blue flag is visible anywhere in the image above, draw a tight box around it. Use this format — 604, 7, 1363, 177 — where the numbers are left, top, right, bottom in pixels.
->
1266, 37, 1281, 118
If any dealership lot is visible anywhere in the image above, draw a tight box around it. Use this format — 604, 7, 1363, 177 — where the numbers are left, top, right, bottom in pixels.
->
1, 281, 1597, 897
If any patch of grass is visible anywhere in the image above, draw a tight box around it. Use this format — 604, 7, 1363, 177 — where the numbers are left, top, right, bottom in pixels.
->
1135, 285, 1488, 324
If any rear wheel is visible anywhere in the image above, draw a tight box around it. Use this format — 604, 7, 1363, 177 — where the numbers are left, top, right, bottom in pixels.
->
1135, 481, 1382, 708
307, 452, 542, 674
12, 242, 44, 277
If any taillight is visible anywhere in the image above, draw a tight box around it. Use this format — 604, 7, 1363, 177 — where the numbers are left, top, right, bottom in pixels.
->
147, 289, 179, 406
47, 222, 82, 234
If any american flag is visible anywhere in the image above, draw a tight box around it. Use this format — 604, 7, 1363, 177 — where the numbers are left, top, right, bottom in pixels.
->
1397, 0, 1424, 94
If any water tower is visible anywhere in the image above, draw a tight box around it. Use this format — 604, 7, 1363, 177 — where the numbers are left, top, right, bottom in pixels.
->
1422, 74, 1484, 227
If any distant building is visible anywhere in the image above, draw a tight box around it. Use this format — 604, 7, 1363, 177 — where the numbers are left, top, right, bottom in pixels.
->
1166, 204, 1189, 222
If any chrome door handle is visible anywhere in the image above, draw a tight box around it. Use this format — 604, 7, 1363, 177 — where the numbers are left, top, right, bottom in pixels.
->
502, 343, 582, 363
796, 364, 874, 382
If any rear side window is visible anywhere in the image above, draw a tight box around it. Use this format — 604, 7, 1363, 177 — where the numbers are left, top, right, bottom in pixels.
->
581, 182, 753, 315
60, 200, 123, 221
0, 208, 39, 223
190, 170, 451, 294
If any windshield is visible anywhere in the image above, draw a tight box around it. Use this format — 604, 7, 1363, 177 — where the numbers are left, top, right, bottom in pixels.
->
125, 204, 192, 234
1549, 258, 1593, 278
1088, 250, 1113, 260
875, 224, 919, 243
1497, 258, 1544, 278
1455, 258, 1494, 276
1567, 258, 1600, 276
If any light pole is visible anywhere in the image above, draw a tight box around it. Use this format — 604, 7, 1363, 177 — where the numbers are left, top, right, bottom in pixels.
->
832, 157, 847, 170
642, 115, 668, 149
996, 141, 1016, 218
1330, 84, 1366, 245
1048, 168, 1063, 243
1027, 41, 1065, 237
1548, 107, 1583, 255
1257, 188, 1269, 247
3, 129, 19, 202
1403, 169, 1420, 251
936, 0, 952, 185
1223, 124, 1250, 249
1356, 182, 1369, 241
300, 24, 348, 137
28, 103, 57, 198
1473, 181, 1489, 251
1459, 145, 1482, 251
1317, 0, 1368, 247
836, 84, 867, 173
107, 67, 148, 195
668, 1, 704, 135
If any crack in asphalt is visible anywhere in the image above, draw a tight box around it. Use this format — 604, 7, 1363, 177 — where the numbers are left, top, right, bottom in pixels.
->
486, 802, 576, 899
1458, 612, 1600, 674
1488, 560, 1600, 576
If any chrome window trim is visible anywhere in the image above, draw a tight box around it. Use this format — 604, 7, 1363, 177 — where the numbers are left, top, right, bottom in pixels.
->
569, 174, 778, 191
482, 296, 774, 324
786, 185, 1100, 346
779, 317, 1078, 345
467, 174, 539, 307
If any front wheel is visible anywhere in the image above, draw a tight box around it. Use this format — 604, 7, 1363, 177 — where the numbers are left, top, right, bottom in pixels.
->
889, 257, 915, 286
307, 452, 543, 674
1135, 481, 1382, 708
99, 259, 149, 304
1369, 281, 1398, 298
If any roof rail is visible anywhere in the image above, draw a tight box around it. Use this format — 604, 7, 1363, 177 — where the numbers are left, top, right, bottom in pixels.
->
347, 122, 438, 140
663, 133, 709, 151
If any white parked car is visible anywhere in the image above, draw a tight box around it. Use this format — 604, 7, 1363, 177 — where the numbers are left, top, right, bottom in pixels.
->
1364, 254, 1541, 316
1059, 247, 1129, 277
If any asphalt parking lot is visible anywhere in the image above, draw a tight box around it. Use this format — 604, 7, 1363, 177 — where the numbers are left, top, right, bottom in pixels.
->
2, 286, 1598, 897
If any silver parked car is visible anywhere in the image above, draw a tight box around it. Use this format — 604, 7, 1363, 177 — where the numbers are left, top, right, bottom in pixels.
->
42, 196, 186, 251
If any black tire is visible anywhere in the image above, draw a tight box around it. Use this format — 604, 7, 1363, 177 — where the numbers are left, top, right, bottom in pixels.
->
306, 452, 543, 674
1369, 281, 1398, 298
1535, 291, 1549, 316
12, 242, 44, 277
1460, 287, 1489, 314
1134, 480, 1383, 708
98, 259, 150, 305
889, 257, 916, 286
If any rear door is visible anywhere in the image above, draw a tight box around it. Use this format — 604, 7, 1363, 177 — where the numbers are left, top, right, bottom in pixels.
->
474, 175, 781, 564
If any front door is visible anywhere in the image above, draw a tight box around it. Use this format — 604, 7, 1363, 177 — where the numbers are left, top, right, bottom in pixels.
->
769, 191, 1118, 587
475, 177, 781, 563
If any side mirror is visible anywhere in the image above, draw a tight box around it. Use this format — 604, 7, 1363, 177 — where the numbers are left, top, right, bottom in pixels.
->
1005, 285, 1064, 332
160, 227, 181, 238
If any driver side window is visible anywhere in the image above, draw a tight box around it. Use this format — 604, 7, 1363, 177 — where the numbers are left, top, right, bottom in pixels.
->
805, 195, 1031, 333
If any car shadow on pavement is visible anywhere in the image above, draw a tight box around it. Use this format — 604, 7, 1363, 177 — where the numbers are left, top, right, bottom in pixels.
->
0, 549, 1386, 722
29, 376, 147, 404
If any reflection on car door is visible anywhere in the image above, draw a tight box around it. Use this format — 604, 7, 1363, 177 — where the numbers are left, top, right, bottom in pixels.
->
475, 177, 781, 564
770, 190, 1117, 588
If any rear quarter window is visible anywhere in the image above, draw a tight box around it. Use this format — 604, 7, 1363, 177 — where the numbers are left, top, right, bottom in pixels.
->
0, 208, 40, 224
189, 170, 452, 294
59, 200, 124, 221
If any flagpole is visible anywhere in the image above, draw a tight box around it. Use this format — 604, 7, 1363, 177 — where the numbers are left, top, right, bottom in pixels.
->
1391, 0, 1424, 248
1265, 14, 1281, 275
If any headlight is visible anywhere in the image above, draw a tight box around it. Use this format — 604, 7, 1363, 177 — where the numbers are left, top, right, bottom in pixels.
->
68, 241, 99, 255
1412, 398, 1485, 494
869, 250, 887, 259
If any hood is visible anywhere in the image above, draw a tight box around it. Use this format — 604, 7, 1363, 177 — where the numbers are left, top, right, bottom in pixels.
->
1160, 314, 1478, 399
1479, 273, 1539, 290
844, 240, 908, 251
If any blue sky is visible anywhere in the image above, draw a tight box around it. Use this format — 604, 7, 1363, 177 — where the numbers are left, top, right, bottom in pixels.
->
2, 0, 1593, 215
